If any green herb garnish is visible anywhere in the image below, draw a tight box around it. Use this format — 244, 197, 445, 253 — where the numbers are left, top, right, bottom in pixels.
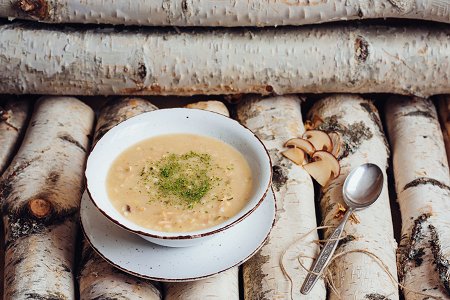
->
140, 151, 218, 208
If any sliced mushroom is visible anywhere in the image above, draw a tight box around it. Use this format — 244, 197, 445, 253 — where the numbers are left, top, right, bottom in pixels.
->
303, 151, 340, 186
284, 138, 315, 156
328, 132, 342, 158
302, 130, 332, 152
281, 147, 305, 165
303, 160, 333, 186
312, 150, 340, 179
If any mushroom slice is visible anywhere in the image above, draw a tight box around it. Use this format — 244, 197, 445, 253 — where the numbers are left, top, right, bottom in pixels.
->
303, 151, 340, 186
284, 138, 315, 156
328, 131, 342, 157
302, 130, 332, 152
303, 160, 333, 186
312, 150, 340, 179
281, 147, 305, 165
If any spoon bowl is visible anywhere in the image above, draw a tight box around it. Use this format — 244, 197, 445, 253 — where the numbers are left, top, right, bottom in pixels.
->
343, 163, 384, 210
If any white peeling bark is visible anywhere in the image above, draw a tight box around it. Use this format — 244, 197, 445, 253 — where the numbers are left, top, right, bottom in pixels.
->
438, 96, 450, 164
308, 95, 398, 300
386, 96, 450, 299
237, 96, 326, 300
0, 98, 31, 174
164, 101, 237, 300
0, 96, 94, 299
1, 23, 449, 97
0, 0, 449, 26
79, 97, 162, 300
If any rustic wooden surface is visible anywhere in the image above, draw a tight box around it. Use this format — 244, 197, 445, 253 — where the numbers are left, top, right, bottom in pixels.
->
0, 95, 448, 299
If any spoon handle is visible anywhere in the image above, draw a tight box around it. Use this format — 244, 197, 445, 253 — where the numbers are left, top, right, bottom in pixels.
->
300, 209, 353, 295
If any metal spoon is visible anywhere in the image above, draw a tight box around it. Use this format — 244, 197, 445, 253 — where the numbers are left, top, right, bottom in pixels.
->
300, 163, 384, 295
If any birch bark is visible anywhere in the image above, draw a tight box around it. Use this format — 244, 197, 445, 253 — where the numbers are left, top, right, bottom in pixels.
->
1, 0, 449, 26
236, 95, 326, 300
0, 98, 31, 300
438, 96, 450, 164
308, 94, 398, 300
79, 97, 162, 300
0, 98, 31, 174
0, 96, 94, 299
1, 23, 449, 97
386, 96, 450, 299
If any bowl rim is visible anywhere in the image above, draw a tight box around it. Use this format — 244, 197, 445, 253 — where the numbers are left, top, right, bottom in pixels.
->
85, 107, 272, 240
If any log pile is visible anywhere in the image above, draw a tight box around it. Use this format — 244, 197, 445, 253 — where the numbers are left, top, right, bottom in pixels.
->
1, 1, 450, 300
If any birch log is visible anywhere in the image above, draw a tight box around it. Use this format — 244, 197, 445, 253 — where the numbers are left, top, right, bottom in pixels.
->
0, 98, 31, 174
438, 96, 450, 164
0, 96, 94, 299
386, 96, 450, 299
79, 97, 162, 300
1, 23, 450, 97
236, 96, 326, 300
164, 101, 239, 300
1, 0, 449, 26
0, 98, 31, 300
308, 95, 398, 299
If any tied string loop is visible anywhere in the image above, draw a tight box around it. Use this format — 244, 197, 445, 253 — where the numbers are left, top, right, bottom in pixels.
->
280, 226, 444, 300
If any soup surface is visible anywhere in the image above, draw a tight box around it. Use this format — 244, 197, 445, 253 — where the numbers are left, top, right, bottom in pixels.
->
107, 134, 253, 232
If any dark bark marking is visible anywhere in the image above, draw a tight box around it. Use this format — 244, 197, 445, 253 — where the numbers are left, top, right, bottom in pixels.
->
46, 171, 60, 185
357, 8, 364, 17
317, 115, 373, 159
15, 0, 49, 20
4, 205, 78, 244
365, 293, 389, 300
338, 234, 356, 248
60, 263, 71, 273
355, 36, 369, 63
244, 248, 271, 300
24, 292, 67, 300
359, 102, 390, 160
272, 165, 287, 192
181, 0, 188, 14
387, 0, 410, 12
92, 296, 122, 300
403, 177, 450, 192
0, 156, 41, 201
429, 225, 450, 295
403, 110, 435, 119
398, 213, 431, 282
58, 133, 87, 152
137, 63, 147, 81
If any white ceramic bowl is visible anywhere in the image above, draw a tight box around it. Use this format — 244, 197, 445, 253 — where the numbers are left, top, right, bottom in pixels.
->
85, 108, 272, 247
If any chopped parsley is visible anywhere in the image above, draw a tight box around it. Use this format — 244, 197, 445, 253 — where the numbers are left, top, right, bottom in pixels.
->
140, 151, 223, 208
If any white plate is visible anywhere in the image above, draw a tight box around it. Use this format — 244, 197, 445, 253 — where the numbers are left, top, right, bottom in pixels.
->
80, 189, 276, 281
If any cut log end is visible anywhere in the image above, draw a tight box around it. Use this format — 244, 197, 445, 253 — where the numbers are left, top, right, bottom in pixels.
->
28, 198, 52, 218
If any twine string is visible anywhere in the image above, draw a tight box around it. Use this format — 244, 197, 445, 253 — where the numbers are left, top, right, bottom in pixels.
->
280, 226, 443, 300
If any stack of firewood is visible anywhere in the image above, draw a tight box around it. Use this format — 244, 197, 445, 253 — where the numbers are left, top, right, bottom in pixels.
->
1, 1, 450, 299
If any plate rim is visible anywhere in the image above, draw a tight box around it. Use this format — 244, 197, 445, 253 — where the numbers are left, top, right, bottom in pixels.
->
80, 187, 277, 282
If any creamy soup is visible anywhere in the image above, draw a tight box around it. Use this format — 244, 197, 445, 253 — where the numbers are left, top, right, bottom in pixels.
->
107, 134, 253, 232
